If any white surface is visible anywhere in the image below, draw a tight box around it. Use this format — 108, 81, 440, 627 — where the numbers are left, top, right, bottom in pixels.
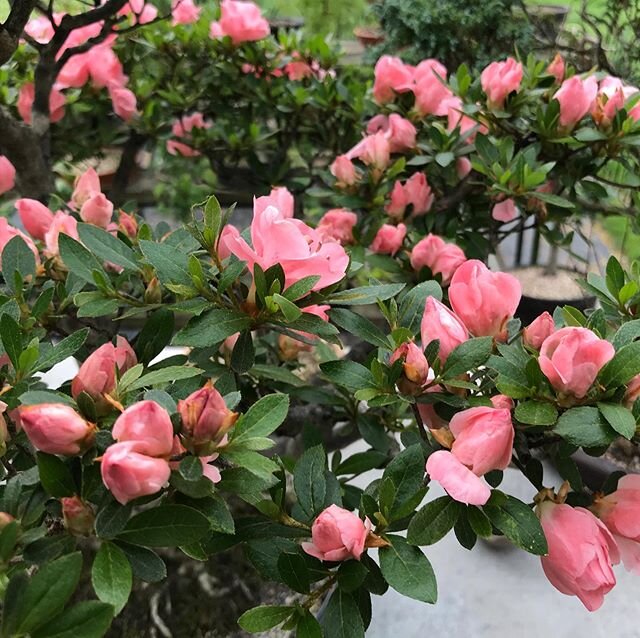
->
337, 441, 640, 638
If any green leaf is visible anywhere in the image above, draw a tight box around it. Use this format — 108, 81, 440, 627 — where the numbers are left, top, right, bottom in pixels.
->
398, 281, 442, 335
612, 320, 640, 350
115, 543, 166, 583
233, 394, 289, 442
139, 239, 192, 286
31, 601, 114, 638
59, 234, 106, 284
250, 364, 305, 387
326, 284, 405, 306
237, 606, 294, 633
222, 449, 279, 479
554, 406, 617, 448
277, 552, 310, 594
36, 453, 76, 498
172, 309, 252, 347
179, 456, 203, 482
320, 360, 375, 390
272, 293, 303, 322
606, 256, 625, 298
329, 308, 390, 349
598, 403, 636, 440
4, 552, 83, 635
95, 502, 131, 539
381, 445, 426, 520
134, 308, 175, 365
18, 390, 74, 407
532, 191, 574, 208
117, 505, 210, 547
514, 400, 558, 426
599, 341, 640, 388
0, 314, 22, 370
293, 446, 327, 520
91, 542, 132, 615
483, 493, 547, 555
78, 223, 138, 272
337, 561, 368, 593
379, 535, 437, 603
2, 236, 36, 292
231, 330, 255, 373
35, 329, 89, 373
336, 450, 387, 475
320, 589, 364, 638
467, 506, 493, 538
283, 276, 321, 301
407, 496, 462, 546
297, 610, 322, 638
443, 337, 493, 379
126, 365, 203, 392
204, 195, 223, 243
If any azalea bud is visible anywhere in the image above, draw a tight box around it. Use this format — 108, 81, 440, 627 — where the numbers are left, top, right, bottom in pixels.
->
449, 406, 514, 475
109, 85, 138, 122
592, 474, 640, 574
302, 504, 372, 561
372, 55, 414, 104
15, 198, 55, 241
112, 400, 174, 458
278, 333, 312, 361
316, 209, 357, 245
492, 199, 518, 223
410, 234, 466, 285
554, 75, 598, 130
330, 155, 359, 187
481, 57, 523, 109
0, 157, 16, 196
426, 450, 491, 506
144, 276, 162, 304
490, 394, 514, 410
118, 211, 138, 238
61, 495, 95, 536
71, 337, 137, 414
0, 513, 14, 529
539, 501, 619, 610
539, 327, 614, 399
624, 374, 640, 409
100, 441, 171, 505
548, 53, 565, 83
420, 297, 468, 363
370, 223, 407, 256
522, 311, 555, 350
449, 260, 521, 340
0, 401, 9, 457
178, 384, 237, 454
17, 404, 95, 456
80, 193, 113, 228
390, 342, 429, 393
72, 168, 101, 209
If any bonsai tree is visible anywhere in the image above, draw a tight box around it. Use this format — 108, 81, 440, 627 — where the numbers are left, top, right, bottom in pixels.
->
318, 51, 640, 289
0, 175, 638, 634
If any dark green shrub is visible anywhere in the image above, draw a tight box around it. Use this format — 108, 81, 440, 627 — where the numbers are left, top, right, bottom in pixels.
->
369, 0, 534, 70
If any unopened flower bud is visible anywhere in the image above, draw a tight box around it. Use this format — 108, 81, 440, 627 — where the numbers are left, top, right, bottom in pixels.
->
61, 495, 95, 536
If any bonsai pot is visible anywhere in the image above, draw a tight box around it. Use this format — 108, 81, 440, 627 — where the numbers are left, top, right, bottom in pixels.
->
353, 26, 385, 47
526, 4, 570, 42
269, 16, 304, 36
512, 265, 596, 325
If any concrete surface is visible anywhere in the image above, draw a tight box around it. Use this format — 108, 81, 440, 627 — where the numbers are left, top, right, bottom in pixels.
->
340, 440, 639, 638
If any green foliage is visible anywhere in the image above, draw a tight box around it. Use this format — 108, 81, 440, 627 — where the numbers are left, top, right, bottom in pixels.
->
370, 0, 534, 69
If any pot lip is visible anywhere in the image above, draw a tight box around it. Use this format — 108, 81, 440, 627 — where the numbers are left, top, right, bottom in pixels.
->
527, 4, 571, 15
511, 265, 595, 304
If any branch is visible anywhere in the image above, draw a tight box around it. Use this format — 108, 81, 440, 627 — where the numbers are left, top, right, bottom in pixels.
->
0, 107, 53, 200
0, 0, 38, 64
